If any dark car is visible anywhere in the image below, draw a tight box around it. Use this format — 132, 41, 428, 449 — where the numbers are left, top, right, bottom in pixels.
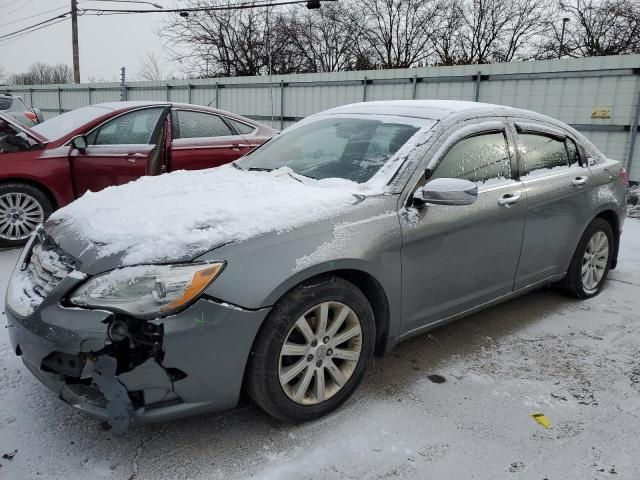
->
0, 101, 276, 247
0, 93, 44, 127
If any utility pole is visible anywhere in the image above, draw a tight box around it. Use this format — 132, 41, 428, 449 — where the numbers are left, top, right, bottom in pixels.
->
559, 17, 570, 59
71, 0, 80, 83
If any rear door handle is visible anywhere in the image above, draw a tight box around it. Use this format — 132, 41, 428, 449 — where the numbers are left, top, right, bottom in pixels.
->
498, 192, 521, 207
572, 176, 589, 186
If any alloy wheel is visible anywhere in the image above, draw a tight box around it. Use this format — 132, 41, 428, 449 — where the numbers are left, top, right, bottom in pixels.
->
581, 230, 609, 293
0, 192, 44, 241
278, 301, 363, 405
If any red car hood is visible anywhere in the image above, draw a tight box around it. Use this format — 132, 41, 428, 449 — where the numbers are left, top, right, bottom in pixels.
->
0, 112, 48, 144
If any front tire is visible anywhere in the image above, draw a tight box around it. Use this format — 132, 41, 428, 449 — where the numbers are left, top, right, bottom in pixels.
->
562, 217, 614, 298
0, 183, 53, 248
246, 277, 375, 423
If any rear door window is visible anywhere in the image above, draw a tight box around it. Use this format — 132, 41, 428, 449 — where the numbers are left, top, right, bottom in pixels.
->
518, 133, 570, 176
173, 110, 234, 139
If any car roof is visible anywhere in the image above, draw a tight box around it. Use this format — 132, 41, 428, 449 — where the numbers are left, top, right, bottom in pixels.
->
323, 100, 528, 121
93, 101, 237, 114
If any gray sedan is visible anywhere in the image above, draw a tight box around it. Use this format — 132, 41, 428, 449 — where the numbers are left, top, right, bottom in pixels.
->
5, 100, 627, 429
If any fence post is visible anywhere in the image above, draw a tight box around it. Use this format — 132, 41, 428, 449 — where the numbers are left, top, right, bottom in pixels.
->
120, 67, 127, 101
474, 71, 482, 102
57, 87, 62, 114
187, 83, 192, 104
87, 86, 92, 105
412, 75, 418, 100
215, 82, 219, 108
363, 76, 368, 102
28, 88, 33, 108
626, 87, 640, 179
280, 80, 284, 130
166, 84, 170, 102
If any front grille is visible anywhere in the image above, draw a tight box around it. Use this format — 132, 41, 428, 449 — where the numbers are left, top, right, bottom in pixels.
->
26, 242, 75, 298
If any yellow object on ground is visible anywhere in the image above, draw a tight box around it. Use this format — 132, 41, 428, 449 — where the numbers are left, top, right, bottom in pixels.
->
531, 413, 552, 429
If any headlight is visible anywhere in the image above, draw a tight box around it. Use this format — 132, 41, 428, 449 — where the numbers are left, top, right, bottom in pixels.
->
69, 263, 224, 318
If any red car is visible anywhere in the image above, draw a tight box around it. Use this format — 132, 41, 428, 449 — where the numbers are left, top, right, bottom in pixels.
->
0, 101, 276, 247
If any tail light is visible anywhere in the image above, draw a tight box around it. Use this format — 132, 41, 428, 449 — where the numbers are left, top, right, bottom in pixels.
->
619, 167, 628, 186
23, 111, 38, 122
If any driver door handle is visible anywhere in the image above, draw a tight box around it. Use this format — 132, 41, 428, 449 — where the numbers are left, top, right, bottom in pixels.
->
498, 192, 522, 207
572, 176, 589, 186
126, 152, 146, 163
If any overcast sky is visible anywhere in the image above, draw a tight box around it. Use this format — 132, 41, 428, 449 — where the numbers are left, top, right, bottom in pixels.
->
0, 0, 177, 82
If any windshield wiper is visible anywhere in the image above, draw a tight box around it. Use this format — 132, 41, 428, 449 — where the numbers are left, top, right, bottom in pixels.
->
247, 167, 273, 172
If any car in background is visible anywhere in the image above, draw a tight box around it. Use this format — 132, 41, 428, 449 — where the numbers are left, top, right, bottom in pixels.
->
0, 93, 44, 127
0, 101, 276, 247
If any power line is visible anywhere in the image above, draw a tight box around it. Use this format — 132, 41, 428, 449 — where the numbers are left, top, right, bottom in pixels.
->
80, 0, 334, 14
0, 13, 71, 41
0, 3, 71, 29
0, 17, 70, 47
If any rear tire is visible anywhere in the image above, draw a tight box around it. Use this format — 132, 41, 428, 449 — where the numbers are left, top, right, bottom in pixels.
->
246, 276, 375, 423
561, 217, 613, 298
0, 183, 53, 248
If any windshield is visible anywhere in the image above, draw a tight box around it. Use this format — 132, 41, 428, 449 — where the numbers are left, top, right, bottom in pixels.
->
32, 105, 112, 140
236, 115, 430, 183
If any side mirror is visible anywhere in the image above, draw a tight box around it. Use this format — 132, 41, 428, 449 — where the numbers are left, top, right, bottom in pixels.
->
413, 178, 478, 207
70, 135, 88, 151
32, 108, 44, 124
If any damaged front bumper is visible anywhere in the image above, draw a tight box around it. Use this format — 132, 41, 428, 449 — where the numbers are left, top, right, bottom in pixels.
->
6, 286, 269, 428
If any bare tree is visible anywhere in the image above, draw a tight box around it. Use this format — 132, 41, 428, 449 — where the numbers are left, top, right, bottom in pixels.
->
536, 0, 640, 58
431, 0, 551, 65
138, 51, 166, 81
7, 63, 73, 85
161, 0, 303, 77
352, 0, 439, 69
282, 3, 358, 72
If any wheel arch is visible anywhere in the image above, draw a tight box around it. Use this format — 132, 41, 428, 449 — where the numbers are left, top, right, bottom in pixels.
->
0, 177, 59, 210
593, 208, 621, 269
259, 266, 392, 357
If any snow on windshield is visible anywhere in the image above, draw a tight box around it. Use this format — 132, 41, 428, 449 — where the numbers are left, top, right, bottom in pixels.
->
49, 165, 372, 266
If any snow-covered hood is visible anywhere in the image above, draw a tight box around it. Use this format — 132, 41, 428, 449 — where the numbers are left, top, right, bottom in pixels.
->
45, 165, 369, 268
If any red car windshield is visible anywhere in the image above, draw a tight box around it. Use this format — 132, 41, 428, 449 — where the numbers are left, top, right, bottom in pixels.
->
32, 105, 112, 140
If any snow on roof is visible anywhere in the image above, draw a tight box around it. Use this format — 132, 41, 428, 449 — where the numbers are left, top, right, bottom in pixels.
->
325, 100, 521, 120
48, 166, 365, 266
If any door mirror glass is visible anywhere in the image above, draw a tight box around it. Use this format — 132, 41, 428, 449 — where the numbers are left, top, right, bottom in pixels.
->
71, 135, 88, 150
414, 178, 478, 207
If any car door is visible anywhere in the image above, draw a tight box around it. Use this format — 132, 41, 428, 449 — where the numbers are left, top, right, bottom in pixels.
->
511, 122, 594, 289
399, 121, 527, 333
69, 107, 167, 196
170, 109, 252, 171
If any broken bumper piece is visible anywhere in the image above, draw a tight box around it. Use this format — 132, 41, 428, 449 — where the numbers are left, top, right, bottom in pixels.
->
6, 297, 269, 428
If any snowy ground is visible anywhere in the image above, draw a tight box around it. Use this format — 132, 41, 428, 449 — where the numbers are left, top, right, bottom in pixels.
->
1, 219, 639, 480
